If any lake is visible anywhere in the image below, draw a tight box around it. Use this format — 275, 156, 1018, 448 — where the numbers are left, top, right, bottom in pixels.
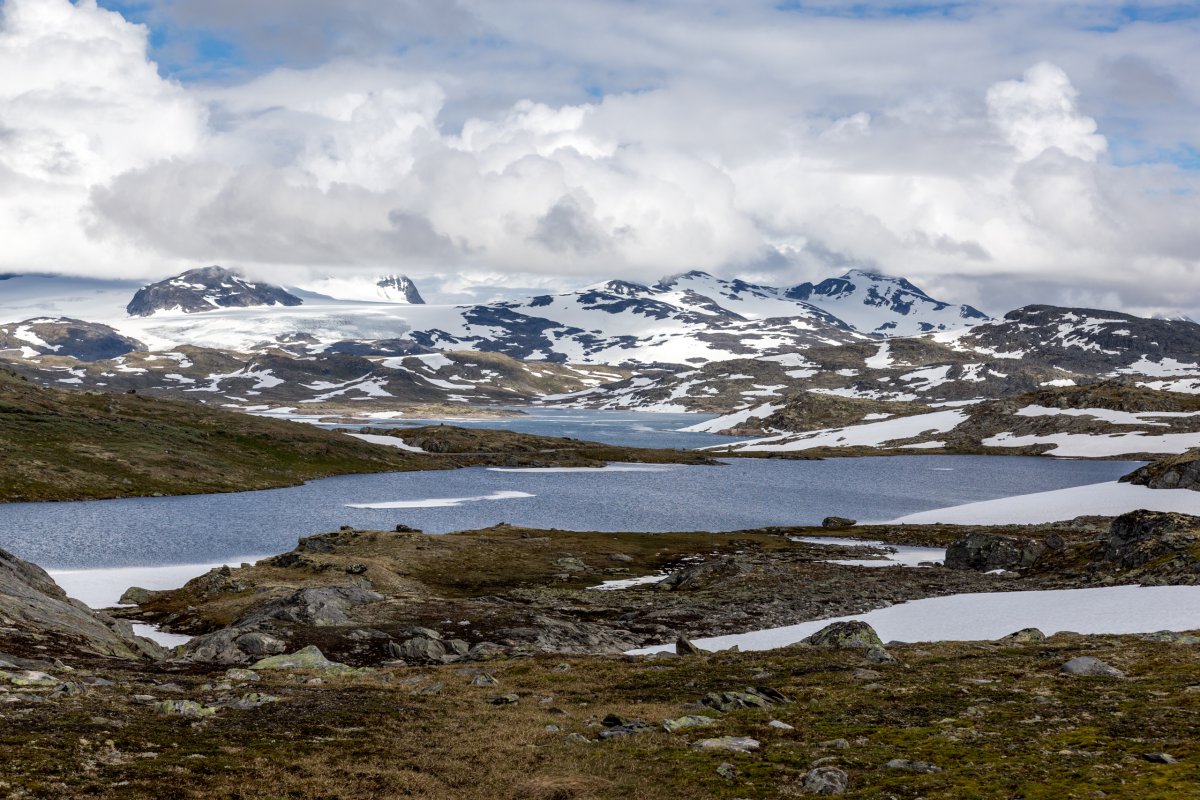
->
0, 454, 1137, 570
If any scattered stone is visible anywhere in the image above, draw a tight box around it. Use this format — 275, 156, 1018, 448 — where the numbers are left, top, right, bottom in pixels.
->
418, 682, 444, 695
819, 739, 850, 750
154, 699, 217, 718
1143, 752, 1178, 764
225, 668, 260, 684
716, 762, 738, 781
563, 733, 591, 744
608, 553, 634, 563
662, 714, 716, 733
1142, 631, 1200, 645
676, 636, 705, 656
803, 621, 883, 649
864, 646, 896, 664
230, 693, 280, 710
345, 564, 368, 575
821, 517, 856, 530
886, 758, 942, 773
702, 687, 791, 713
470, 673, 499, 687
1000, 628, 1047, 644
1061, 656, 1124, 678
235, 632, 287, 657
394, 524, 421, 533
851, 669, 881, 681
801, 766, 849, 795
768, 720, 795, 731
692, 736, 760, 753
487, 694, 520, 705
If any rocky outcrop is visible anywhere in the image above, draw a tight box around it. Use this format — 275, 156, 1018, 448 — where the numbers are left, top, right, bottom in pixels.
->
802, 621, 883, 649
0, 318, 145, 361
0, 547, 163, 660
945, 532, 1045, 572
1102, 510, 1200, 572
1121, 450, 1200, 491
659, 558, 747, 591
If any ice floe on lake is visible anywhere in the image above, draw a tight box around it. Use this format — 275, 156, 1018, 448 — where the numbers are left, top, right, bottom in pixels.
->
346, 490, 535, 509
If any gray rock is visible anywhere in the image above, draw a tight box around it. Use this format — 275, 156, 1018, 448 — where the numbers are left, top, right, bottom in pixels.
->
692, 736, 760, 753
768, 719, 795, 731
821, 517, 856, 530
118, 586, 159, 605
1061, 656, 1124, 677
235, 632, 287, 657
229, 693, 280, 710
675, 636, 705, 656
716, 762, 738, 781
608, 553, 634, 563
389, 636, 447, 664
1143, 752, 1178, 764
801, 766, 849, 795
470, 673, 499, 687
659, 558, 746, 591
819, 738, 850, 750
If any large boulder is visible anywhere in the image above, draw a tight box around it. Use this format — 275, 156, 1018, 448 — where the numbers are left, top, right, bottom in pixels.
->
659, 558, 746, 591
1103, 510, 1200, 569
945, 532, 1044, 572
802, 620, 883, 649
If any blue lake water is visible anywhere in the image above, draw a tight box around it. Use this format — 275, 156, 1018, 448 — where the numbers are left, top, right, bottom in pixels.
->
0, 454, 1138, 570
337, 407, 752, 450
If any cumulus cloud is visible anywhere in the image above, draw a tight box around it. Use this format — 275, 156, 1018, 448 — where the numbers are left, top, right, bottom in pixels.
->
0, 0, 1198, 316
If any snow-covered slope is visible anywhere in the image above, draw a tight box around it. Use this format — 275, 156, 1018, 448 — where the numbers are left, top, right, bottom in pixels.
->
786, 270, 989, 336
299, 274, 425, 304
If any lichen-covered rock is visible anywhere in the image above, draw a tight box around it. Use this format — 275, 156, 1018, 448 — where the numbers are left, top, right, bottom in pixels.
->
251, 645, 342, 672
1103, 510, 1200, 570
945, 532, 1044, 572
803, 621, 883, 649
662, 714, 716, 733
801, 766, 849, 795
822, 517, 856, 530
1000, 628, 1047, 644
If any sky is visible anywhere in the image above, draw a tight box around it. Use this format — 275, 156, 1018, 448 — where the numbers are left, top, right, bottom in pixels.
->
0, 0, 1198, 312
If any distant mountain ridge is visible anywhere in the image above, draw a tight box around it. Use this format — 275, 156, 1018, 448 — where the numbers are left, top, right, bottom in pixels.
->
127, 266, 304, 317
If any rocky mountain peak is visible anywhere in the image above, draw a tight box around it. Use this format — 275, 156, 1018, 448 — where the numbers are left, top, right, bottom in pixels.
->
375, 274, 425, 304
127, 267, 303, 317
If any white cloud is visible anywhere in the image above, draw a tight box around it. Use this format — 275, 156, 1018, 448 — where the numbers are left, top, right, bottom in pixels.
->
0, 0, 1197, 317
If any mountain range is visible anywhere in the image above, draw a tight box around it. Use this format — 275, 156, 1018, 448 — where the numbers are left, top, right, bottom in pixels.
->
1, 266, 1198, 436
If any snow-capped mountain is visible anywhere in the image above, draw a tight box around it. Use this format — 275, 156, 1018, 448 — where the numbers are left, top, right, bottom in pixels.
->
127, 267, 304, 317
300, 274, 425, 305
785, 270, 989, 336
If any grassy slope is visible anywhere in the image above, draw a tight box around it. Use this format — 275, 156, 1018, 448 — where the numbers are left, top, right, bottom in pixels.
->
1, 635, 1197, 799
0, 371, 714, 502
0, 369, 429, 502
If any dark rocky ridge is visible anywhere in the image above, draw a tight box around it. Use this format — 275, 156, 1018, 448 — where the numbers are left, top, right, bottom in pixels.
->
127, 266, 303, 317
1122, 449, 1200, 491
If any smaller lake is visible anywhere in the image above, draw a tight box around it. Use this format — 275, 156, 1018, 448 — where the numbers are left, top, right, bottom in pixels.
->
0, 456, 1138, 570
328, 407, 753, 450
